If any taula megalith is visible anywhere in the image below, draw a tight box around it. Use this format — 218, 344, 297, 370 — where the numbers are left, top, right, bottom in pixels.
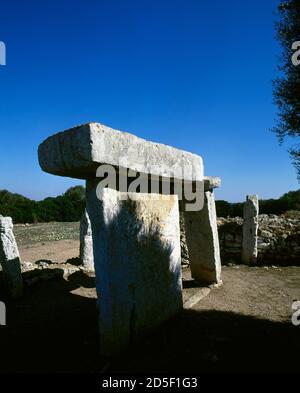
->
38, 122, 222, 355
0, 216, 23, 299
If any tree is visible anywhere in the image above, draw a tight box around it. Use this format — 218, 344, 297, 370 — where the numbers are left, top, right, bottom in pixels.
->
273, 0, 300, 176
61, 186, 85, 221
0, 186, 85, 223
63, 185, 85, 202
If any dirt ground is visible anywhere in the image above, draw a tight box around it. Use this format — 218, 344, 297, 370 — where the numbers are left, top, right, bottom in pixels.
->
15, 222, 80, 263
0, 223, 299, 373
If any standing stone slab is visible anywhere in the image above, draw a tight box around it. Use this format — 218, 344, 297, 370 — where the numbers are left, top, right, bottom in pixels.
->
183, 187, 222, 284
86, 182, 182, 355
0, 216, 23, 298
242, 195, 259, 265
80, 209, 94, 272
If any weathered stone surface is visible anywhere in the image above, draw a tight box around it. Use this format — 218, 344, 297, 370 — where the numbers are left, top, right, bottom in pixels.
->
217, 217, 243, 262
179, 211, 190, 265
218, 212, 300, 265
38, 122, 203, 182
204, 176, 221, 191
242, 195, 259, 265
183, 191, 222, 284
0, 216, 23, 298
80, 209, 94, 272
179, 177, 222, 280
86, 182, 182, 355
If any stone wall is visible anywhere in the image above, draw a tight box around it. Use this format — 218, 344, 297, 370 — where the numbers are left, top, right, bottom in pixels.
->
217, 212, 300, 265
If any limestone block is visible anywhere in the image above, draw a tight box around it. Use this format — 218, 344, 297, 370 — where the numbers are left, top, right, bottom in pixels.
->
183, 190, 222, 284
86, 182, 182, 356
38, 122, 203, 182
0, 216, 23, 298
204, 176, 221, 191
80, 209, 94, 272
242, 195, 259, 265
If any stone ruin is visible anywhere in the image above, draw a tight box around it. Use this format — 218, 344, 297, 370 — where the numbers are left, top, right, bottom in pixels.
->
242, 195, 259, 265
218, 209, 300, 265
38, 122, 222, 355
0, 216, 23, 298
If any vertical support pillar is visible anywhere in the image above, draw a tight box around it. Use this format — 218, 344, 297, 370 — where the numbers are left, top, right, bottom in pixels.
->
184, 188, 222, 284
242, 195, 259, 265
0, 216, 23, 298
86, 180, 182, 356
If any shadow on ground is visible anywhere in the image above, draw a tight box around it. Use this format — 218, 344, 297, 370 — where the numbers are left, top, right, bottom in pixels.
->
108, 308, 300, 373
0, 272, 299, 373
182, 279, 207, 289
0, 270, 101, 373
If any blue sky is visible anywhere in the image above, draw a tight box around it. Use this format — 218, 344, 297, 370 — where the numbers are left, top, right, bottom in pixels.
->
0, 0, 298, 202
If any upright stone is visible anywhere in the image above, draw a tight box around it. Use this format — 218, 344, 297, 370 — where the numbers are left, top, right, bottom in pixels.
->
0, 216, 23, 298
242, 195, 259, 265
183, 177, 222, 284
86, 182, 182, 355
80, 209, 94, 272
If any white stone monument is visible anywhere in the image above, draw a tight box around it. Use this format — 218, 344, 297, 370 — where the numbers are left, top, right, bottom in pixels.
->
0, 216, 23, 298
38, 122, 221, 355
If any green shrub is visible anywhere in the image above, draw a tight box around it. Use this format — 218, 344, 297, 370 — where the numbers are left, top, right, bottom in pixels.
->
216, 189, 300, 218
0, 186, 85, 223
